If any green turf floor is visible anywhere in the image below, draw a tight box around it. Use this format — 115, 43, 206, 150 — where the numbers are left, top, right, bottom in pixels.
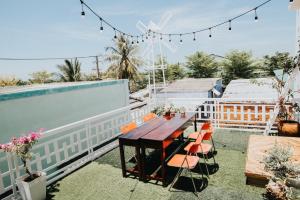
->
47, 128, 265, 200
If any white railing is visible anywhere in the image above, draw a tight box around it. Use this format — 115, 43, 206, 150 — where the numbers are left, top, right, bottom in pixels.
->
164, 97, 279, 132
0, 101, 155, 200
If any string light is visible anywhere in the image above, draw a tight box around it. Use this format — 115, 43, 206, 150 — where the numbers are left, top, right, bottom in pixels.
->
80, 0, 85, 17
142, 35, 144, 42
114, 28, 117, 39
136, 36, 139, 43
99, 18, 103, 32
79, 0, 271, 43
180, 34, 183, 43
131, 36, 134, 44
254, 8, 258, 21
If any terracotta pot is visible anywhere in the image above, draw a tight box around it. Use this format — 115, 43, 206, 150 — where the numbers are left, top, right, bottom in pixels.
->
278, 120, 300, 137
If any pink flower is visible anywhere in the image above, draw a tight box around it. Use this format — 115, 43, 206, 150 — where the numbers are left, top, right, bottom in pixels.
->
30, 133, 42, 141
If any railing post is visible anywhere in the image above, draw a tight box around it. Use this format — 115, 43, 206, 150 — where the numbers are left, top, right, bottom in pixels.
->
6, 153, 17, 199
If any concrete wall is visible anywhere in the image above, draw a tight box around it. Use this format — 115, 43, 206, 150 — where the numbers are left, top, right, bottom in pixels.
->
0, 80, 129, 143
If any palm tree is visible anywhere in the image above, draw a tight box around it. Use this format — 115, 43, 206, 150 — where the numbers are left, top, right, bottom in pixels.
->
105, 35, 142, 83
57, 59, 81, 82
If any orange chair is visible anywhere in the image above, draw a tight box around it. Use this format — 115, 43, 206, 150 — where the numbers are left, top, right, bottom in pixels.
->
188, 121, 212, 140
184, 131, 216, 177
143, 113, 157, 122
120, 122, 138, 162
120, 122, 137, 134
188, 121, 216, 152
167, 140, 204, 194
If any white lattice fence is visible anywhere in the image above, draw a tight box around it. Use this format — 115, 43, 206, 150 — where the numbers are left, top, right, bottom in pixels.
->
0, 101, 152, 199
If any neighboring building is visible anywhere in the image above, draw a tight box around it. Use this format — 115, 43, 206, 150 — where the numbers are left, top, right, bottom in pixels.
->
156, 78, 223, 100
222, 78, 278, 99
0, 80, 129, 143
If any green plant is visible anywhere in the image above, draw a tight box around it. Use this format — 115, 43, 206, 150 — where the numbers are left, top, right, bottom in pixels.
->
263, 143, 300, 200
29, 70, 54, 84
57, 58, 82, 82
0, 75, 20, 87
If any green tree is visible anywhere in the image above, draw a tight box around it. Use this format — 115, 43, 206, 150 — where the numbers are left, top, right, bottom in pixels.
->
262, 52, 294, 76
185, 51, 218, 78
222, 50, 257, 85
105, 35, 142, 83
57, 59, 81, 82
166, 63, 186, 81
29, 70, 53, 84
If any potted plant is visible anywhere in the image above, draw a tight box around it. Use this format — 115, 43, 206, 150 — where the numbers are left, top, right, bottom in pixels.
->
0, 130, 45, 200
274, 56, 300, 137
263, 143, 300, 200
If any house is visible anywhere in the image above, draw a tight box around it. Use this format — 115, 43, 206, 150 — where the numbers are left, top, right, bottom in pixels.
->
156, 78, 223, 101
222, 78, 278, 99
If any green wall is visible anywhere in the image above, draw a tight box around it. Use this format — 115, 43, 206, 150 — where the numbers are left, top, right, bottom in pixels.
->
0, 80, 129, 143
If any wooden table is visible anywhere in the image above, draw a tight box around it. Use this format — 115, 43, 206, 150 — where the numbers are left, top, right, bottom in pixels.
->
140, 113, 195, 186
118, 113, 196, 185
118, 118, 166, 179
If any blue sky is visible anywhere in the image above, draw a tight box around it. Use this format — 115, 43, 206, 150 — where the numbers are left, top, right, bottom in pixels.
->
0, 0, 297, 80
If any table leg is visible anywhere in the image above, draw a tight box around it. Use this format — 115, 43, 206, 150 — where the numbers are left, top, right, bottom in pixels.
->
135, 146, 143, 181
161, 147, 167, 187
140, 146, 146, 181
194, 116, 197, 132
119, 140, 126, 177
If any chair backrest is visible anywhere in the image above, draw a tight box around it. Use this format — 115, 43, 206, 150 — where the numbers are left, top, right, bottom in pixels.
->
143, 113, 157, 122
202, 130, 213, 140
120, 122, 137, 134
201, 121, 211, 130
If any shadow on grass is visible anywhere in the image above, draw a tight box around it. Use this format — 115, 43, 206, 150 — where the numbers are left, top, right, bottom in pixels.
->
46, 182, 60, 200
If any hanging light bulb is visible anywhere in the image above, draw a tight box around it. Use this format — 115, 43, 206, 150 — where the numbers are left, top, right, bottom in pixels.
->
136, 36, 139, 44
99, 18, 104, 32
80, 0, 85, 18
254, 8, 258, 22
169, 34, 171, 42
209, 28, 212, 38
160, 34, 162, 40
114, 28, 117, 39
180, 34, 183, 43
228, 20, 232, 30
193, 32, 196, 41
131, 36, 134, 44
142, 35, 144, 42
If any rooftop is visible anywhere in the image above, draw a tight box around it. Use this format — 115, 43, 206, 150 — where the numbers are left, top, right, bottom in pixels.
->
47, 128, 265, 200
161, 78, 221, 93
222, 78, 278, 99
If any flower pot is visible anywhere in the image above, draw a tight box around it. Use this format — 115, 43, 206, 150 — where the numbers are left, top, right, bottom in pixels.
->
16, 171, 47, 200
278, 120, 300, 137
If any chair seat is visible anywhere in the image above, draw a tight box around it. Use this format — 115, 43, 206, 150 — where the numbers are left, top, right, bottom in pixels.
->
184, 142, 212, 154
167, 154, 199, 169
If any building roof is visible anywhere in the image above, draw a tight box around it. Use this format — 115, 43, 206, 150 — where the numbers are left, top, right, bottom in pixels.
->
161, 78, 221, 93
222, 78, 278, 99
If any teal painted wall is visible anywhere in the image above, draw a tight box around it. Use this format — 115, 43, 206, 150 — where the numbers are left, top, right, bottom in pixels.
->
0, 80, 129, 143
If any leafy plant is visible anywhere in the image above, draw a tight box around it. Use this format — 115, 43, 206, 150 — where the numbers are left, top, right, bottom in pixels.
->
263, 143, 300, 200
0, 75, 20, 87
57, 59, 82, 82
152, 104, 180, 116
0, 130, 43, 179
29, 70, 54, 84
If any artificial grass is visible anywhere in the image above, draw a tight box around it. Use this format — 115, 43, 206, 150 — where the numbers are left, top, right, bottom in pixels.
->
47, 128, 265, 200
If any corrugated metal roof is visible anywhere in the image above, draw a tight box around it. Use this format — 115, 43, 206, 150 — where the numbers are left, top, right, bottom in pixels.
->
161, 78, 221, 93
222, 78, 278, 99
